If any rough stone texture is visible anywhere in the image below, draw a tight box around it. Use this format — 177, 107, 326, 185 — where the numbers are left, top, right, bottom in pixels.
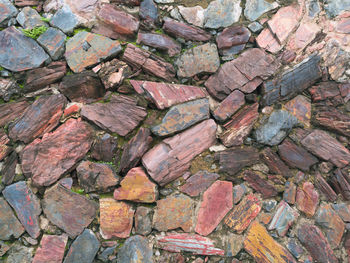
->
0, 197, 24, 240
296, 182, 319, 217
196, 181, 233, 236
324, 0, 350, 17
152, 98, 210, 136
3, 181, 41, 238
1, 151, 18, 185
287, 22, 320, 52
153, 193, 195, 232
130, 80, 207, 109
244, 0, 278, 21
16, 6, 47, 29
0, 100, 29, 127
243, 170, 278, 198
216, 26, 250, 55
95, 59, 131, 90
135, 206, 153, 236
137, 32, 181, 57
204, 0, 242, 29
32, 234, 68, 263
9, 94, 67, 143
0, 0, 18, 27
140, 0, 158, 25
178, 5, 204, 27
117, 235, 153, 263
268, 201, 298, 236
315, 173, 338, 202
0, 26, 49, 72
21, 118, 94, 186
81, 95, 147, 136
50, 6, 79, 34
179, 171, 219, 197
333, 168, 350, 201
284, 95, 311, 128
5, 244, 33, 263
256, 27, 283, 54
309, 82, 341, 102
114, 167, 157, 203
91, 134, 117, 162
0, 130, 11, 162
0, 78, 20, 102
213, 90, 245, 122
65, 31, 122, 73
142, 119, 217, 186
283, 182, 297, 205
297, 224, 338, 263
261, 148, 292, 178
42, 182, 97, 238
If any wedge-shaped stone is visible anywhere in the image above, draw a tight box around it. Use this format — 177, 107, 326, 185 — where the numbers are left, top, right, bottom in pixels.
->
243, 170, 278, 198
213, 90, 245, 122
0, 197, 24, 240
296, 182, 319, 217
261, 148, 292, 178
315, 173, 337, 202
33, 234, 68, 263
179, 171, 219, 197
268, 201, 298, 236
0, 100, 29, 127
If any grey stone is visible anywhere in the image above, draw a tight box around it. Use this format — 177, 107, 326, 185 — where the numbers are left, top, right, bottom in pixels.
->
244, 0, 278, 21
117, 235, 153, 263
37, 27, 66, 60
135, 206, 153, 236
154, 0, 173, 2
204, 0, 242, 29
16, 6, 47, 29
50, 6, 79, 34
255, 110, 299, 146
308, 0, 321, 17
0, 0, 18, 27
0, 78, 20, 101
64, 229, 100, 263
5, 244, 33, 263
324, 0, 350, 17
140, 0, 158, 23
0, 197, 24, 240
248, 21, 263, 33
98, 246, 117, 262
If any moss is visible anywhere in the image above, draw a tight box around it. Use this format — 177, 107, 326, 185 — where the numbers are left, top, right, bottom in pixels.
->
40, 16, 50, 23
73, 27, 91, 35
0, 66, 4, 71
71, 187, 85, 195
154, 28, 164, 34
22, 25, 48, 40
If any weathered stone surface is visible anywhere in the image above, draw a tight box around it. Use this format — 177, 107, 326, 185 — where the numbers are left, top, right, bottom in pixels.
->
296, 182, 319, 217
226, 233, 244, 257
14, 0, 40, 6
324, 0, 350, 17
244, 221, 297, 263
77, 161, 119, 193
256, 27, 283, 54
81, 95, 147, 136
162, 17, 211, 42
286, 238, 304, 259
261, 148, 292, 178
137, 32, 180, 57
63, 229, 100, 263
0, 78, 20, 101
225, 194, 261, 233
140, 0, 158, 25
42, 183, 97, 238
0, 197, 24, 240
3, 181, 41, 238
50, 6, 78, 34
287, 22, 320, 52
243, 170, 278, 198
179, 171, 219, 197
301, 129, 350, 168
65, 31, 122, 73
204, 0, 241, 28
135, 206, 153, 236
244, 0, 278, 21
0, 100, 29, 127
315, 173, 337, 202
100, 198, 134, 239
16, 6, 47, 29
220, 103, 259, 146
216, 26, 250, 53
117, 235, 153, 263
91, 134, 117, 162
178, 5, 204, 27
284, 95, 311, 128
332, 203, 350, 222
33, 234, 68, 263
333, 168, 350, 201
314, 106, 350, 137
216, 146, 260, 176
213, 90, 245, 122
9, 94, 67, 143
119, 127, 152, 175
0, 26, 49, 72
156, 233, 224, 256
268, 201, 298, 236
142, 119, 217, 186
114, 167, 157, 203
152, 98, 209, 137
21, 118, 94, 186
297, 224, 338, 263
1, 151, 18, 185
316, 204, 345, 248
130, 80, 207, 109
0, 0, 18, 27
283, 182, 296, 205
0, 130, 11, 162
196, 181, 233, 236
6, 244, 33, 263
233, 184, 247, 204
153, 193, 194, 232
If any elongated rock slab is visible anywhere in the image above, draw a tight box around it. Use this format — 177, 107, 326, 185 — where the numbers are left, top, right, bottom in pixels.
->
213, 90, 245, 122
268, 201, 298, 236
243, 171, 278, 198
179, 171, 219, 197
33, 234, 68, 263
314, 106, 350, 137
137, 32, 181, 57
0, 197, 24, 240
0, 100, 29, 127
0, 130, 11, 162
261, 148, 292, 178
296, 182, 319, 217
142, 119, 217, 186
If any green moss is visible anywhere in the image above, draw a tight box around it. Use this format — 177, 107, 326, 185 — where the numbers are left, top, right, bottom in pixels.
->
154, 28, 164, 34
22, 25, 48, 40
73, 27, 91, 35
0, 66, 4, 71
40, 16, 50, 23
18, 83, 24, 89
71, 187, 85, 195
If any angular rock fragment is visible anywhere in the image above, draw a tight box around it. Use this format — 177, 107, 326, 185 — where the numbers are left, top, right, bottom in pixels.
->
243, 170, 278, 198
178, 5, 204, 27
140, 0, 158, 25
50, 6, 79, 34
216, 26, 250, 54
333, 168, 350, 200
0, 0, 18, 27
286, 238, 304, 259
332, 203, 350, 222
21, 118, 94, 186
179, 171, 219, 197
213, 90, 245, 122
95, 59, 131, 90
37, 24, 65, 59
33, 234, 68, 263
256, 28, 283, 54
324, 0, 350, 17
0, 100, 29, 127
309, 82, 341, 102
283, 182, 297, 205
1, 151, 18, 185
16, 6, 47, 29
135, 206, 153, 235
117, 235, 153, 263
137, 32, 180, 57
6, 244, 34, 263
284, 95, 311, 128
296, 182, 319, 217
315, 173, 337, 202
91, 133, 117, 162
204, 0, 241, 28
287, 22, 320, 52
142, 119, 217, 186
268, 201, 298, 236
0, 130, 11, 161
0, 197, 24, 240
0, 78, 19, 102
314, 106, 350, 137
244, 0, 278, 21
261, 148, 292, 178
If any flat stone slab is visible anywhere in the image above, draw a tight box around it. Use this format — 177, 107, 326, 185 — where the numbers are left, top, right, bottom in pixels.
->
296, 182, 319, 217
243, 170, 278, 198
0, 0, 18, 27
204, 0, 242, 29
0, 100, 29, 127
33, 234, 68, 263
117, 235, 153, 263
0, 197, 24, 240
179, 171, 219, 197
268, 201, 298, 237
244, 0, 278, 21
137, 32, 181, 57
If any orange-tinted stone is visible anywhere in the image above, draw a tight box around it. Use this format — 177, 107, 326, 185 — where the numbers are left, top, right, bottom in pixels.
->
260, 213, 272, 225
296, 182, 319, 217
284, 95, 311, 127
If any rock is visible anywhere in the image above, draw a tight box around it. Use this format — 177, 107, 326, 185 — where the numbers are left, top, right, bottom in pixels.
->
255, 110, 299, 146
0, 0, 18, 27
261, 148, 292, 178
16, 6, 47, 29
314, 106, 350, 137
324, 0, 350, 17
244, 221, 297, 263
77, 161, 119, 193
37, 28, 66, 60
179, 171, 219, 197
21, 118, 94, 186
162, 17, 211, 42
137, 32, 180, 57
333, 203, 350, 222
114, 167, 157, 203
15, 0, 41, 6
220, 103, 259, 146
287, 22, 320, 52
243, 170, 278, 198
315, 173, 337, 202
334, 168, 350, 200
0, 100, 29, 127
301, 129, 350, 168
215, 146, 260, 176
91, 134, 117, 162
122, 43, 175, 81
140, 0, 158, 25
1, 151, 18, 185
0, 197, 24, 240
335, 17, 350, 34
204, 0, 242, 29
286, 238, 304, 259
268, 201, 298, 236
152, 98, 210, 137
284, 95, 311, 128
280, 50, 297, 65
156, 233, 224, 256
3, 181, 41, 238
0, 130, 11, 162
42, 183, 97, 238
50, 6, 78, 34
178, 5, 204, 27
63, 229, 100, 263
130, 80, 207, 109
5, 244, 33, 263
0, 78, 21, 101
256, 27, 282, 54
0, 27, 49, 72
142, 119, 217, 186
297, 224, 338, 263
216, 26, 250, 56
316, 204, 345, 248
233, 184, 247, 204
100, 198, 134, 239
117, 235, 153, 263
81, 95, 146, 136
226, 233, 244, 257
65, 31, 122, 73
244, 0, 278, 21
119, 127, 152, 175
283, 182, 297, 205
32, 234, 68, 263
308, 0, 321, 17
176, 43, 220, 78
213, 90, 245, 122
9, 94, 67, 143
196, 181, 233, 236
296, 182, 319, 217
153, 193, 195, 232
225, 194, 261, 233
248, 21, 263, 33
95, 59, 131, 90
135, 206, 153, 235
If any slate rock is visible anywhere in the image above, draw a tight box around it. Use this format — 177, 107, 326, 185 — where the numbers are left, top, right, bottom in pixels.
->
332, 203, 350, 222
233, 184, 247, 204
216, 26, 250, 56
16, 6, 47, 29
244, 0, 278, 21
152, 98, 210, 137
256, 27, 282, 54
0, 100, 29, 127
0, 27, 49, 72
5, 244, 33, 263
1, 151, 18, 185
32, 234, 68, 263
309, 82, 341, 102
268, 201, 298, 236
0, 130, 11, 162
21, 118, 94, 186
142, 119, 217, 186
137, 32, 180, 57
287, 22, 320, 52
248, 21, 263, 33
179, 171, 219, 197
140, 0, 158, 24
261, 148, 292, 178
213, 90, 245, 122
324, 0, 350, 17
286, 238, 304, 259
0, 78, 20, 101
3, 181, 41, 238
0, 197, 24, 240
91, 134, 118, 162
315, 173, 337, 202
42, 183, 97, 238
283, 182, 297, 205
9, 94, 67, 143
0, 0, 18, 27
204, 0, 242, 29
333, 168, 350, 201
296, 182, 319, 217
135, 206, 153, 236
50, 6, 79, 34
284, 95, 311, 128
63, 229, 100, 263
117, 235, 153, 263
243, 170, 278, 198
37, 28, 66, 60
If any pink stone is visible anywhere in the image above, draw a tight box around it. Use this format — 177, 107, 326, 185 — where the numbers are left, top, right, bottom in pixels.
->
195, 181, 233, 236
213, 90, 245, 122
256, 28, 282, 54
287, 22, 320, 52
335, 18, 350, 34
32, 235, 68, 263
296, 182, 319, 217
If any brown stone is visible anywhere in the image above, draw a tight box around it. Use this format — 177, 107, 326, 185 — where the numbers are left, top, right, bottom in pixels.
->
179, 171, 219, 197
334, 168, 350, 201
1, 151, 18, 185
95, 59, 131, 90
261, 148, 292, 178
0, 130, 11, 162
315, 173, 337, 202
0, 100, 29, 127
213, 90, 245, 122
135, 206, 152, 236
21, 118, 94, 186
296, 182, 319, 217
32, 234, 68, 263
280, 50, 296, 64
283, 182, 296, 205
90, 134, 118, 162
243, 170, 278, 198
216, 26, 250, 50
314, 106, 350, 137
137, 32, 181, 57
309, 82, 341, 102
284, 95, 311, 127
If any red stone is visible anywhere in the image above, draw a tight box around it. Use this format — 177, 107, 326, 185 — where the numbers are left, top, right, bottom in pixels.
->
287, 22, 320, 52
334, 168, 350, 201
260, 148, 292, 178
243, 170, 278, 198
2, 151, 17, 185
179, 171, 219, 197
0, 130, 11, 162
284, 95, 311, 127
309, 82, 340, 102
256, 28, 282, 54
62, 103, 81, 120
195, 181, 233, 236
280, 50, 296, 64
0, 100, 30, 127
213, 90, 245, 122
296, 182, 319, 217
315, 172, 337, 202
336, 17, 350, 34
32, 235, 68, 263
137, 32, 181, 57
314, 106, 350, 137
216, 26, 250, 49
